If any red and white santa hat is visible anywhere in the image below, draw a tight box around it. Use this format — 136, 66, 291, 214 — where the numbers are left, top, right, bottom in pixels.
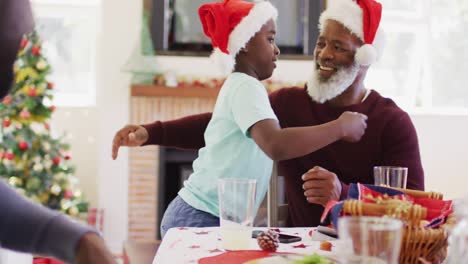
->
319, 0, 385, 66
199, 0, 278, 75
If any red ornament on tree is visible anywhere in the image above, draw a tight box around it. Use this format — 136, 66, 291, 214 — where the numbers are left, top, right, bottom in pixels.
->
2, 96, 12, 105
28, 88, 38, 97
52, 156, 60, 165
5, 152, 15, 160
20, 109, 31, 119
49, 106, 56, 112
3, 120, 11, 128
20, 38, 29, 49
18, 141, 28, 151
47, 82, 54, 89
64, 152, 71, 160
31, 46, 41, 55
64, 190, 74, 199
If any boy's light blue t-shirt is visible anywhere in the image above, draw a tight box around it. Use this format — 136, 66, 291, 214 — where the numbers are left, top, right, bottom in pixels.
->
178, 72, 278, 217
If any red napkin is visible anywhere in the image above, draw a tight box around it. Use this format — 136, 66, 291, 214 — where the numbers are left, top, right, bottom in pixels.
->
198, 250, 273, 264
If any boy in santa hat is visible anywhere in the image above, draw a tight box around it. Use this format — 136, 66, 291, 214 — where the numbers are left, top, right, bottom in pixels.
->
123, 0, 367, 237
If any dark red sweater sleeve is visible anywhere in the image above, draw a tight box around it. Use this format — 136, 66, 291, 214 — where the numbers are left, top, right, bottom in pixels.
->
141, 112, 212, 150
381, 112, 425, 191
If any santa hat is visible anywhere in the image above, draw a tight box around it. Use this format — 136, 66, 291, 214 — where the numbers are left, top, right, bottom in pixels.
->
319, 0, 385, 66
199, 0, 278, 75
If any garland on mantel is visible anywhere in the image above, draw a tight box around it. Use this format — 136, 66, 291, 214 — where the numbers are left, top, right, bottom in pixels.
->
154, 74, 304, 92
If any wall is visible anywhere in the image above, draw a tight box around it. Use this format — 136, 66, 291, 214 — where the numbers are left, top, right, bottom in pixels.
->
95, 0, 139, 252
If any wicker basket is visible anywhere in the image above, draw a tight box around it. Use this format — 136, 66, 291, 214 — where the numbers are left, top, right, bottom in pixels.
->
341, 189, 453, 264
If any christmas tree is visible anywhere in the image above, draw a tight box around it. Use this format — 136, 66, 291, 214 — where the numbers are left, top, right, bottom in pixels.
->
0, 30, 88, 217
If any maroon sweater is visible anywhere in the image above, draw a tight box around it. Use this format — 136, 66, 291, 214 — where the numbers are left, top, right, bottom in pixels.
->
143, 87, 424, 227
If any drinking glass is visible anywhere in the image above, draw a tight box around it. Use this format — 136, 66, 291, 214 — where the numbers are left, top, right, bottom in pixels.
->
373, 166, 408, 189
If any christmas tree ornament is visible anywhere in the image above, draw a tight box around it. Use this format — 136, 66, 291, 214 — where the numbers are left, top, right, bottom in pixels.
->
20, 38, 29, 49
50, 184, 62, 196
26, 177, 41, 190
27, 88, 38, 97
64, 189, 74, 199
18, 141, 28, 150
257, 229, 279, 251
52, 156, 60, 165
2, 96, 12, 104
19, 109, 31, 119
68, 206, 79, 216
36, 60, 47, 71
8, 176, 23, 187
31, 45, 41, 55
3, 119, 11, 127
33, 163, 43, 172
47, 82, 54, 89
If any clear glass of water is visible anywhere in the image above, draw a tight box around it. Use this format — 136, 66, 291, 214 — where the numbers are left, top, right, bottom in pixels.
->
373, 166, 408, 189
337, 216, 403, 264
218, 178, 256, 250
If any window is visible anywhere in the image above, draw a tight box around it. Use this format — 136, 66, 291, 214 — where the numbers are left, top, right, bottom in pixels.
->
31, 0, 100, 107
366, 0, 468, 112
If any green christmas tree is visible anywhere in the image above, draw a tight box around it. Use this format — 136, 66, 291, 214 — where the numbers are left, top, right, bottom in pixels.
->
0, 30, 88, 217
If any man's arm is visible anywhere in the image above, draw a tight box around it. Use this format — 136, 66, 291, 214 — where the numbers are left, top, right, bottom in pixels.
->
0, 181, 115, 263
381, 112, 424, 190
142, 112, 212, 148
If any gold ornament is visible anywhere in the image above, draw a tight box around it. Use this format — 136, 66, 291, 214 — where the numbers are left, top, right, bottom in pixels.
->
39, 192, 50, 203
68, 206, 79, 216
8, 176, 23, 187
36, 60, 47, 70
51, 184, 62, 196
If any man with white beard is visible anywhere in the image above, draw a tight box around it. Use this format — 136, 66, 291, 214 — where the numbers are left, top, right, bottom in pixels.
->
112, 0, 424, 227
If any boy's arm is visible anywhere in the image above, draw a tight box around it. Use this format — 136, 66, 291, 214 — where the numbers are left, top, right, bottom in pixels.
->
142, 112, 212, 149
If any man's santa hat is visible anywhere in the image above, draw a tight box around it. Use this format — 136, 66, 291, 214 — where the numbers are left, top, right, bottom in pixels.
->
319, 0, 385, 66
199, 0, 278, 75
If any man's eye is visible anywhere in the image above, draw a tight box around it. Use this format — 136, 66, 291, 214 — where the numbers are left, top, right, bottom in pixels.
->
316, 42, 325, 48
269, 38, 275, 43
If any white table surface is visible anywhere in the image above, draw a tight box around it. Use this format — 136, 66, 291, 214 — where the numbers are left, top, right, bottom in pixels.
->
152, 227, 337, 264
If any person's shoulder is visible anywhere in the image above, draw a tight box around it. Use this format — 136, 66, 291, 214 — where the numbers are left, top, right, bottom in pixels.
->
369, 90, 408, 115
369, 90, 413, 126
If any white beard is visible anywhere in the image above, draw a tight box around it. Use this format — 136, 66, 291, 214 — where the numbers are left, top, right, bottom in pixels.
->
306, 62, 360, 103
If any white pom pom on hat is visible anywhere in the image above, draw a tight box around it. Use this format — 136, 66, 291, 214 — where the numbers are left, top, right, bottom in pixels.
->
319, 0, 385, 66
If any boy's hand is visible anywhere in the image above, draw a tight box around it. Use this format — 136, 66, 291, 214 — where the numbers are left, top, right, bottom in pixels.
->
112, 125, 148, 159
337, 111, 367, 142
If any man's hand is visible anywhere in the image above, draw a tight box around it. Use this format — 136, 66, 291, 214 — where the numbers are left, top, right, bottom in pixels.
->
112, 125, 148, 159
75, 233, 116, 264
302, 166, 342, 206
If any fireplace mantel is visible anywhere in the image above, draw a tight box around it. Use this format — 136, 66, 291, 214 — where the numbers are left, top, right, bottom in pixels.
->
131, 85, 220, 98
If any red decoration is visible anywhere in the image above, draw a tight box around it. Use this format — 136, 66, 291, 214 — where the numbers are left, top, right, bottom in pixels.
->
47, 82, 54, 89
18, 141, 28, 151
199, 250, 273, 264
20, 109, 31, 119
64, 190, 74, 199
20, 38, 29, 49
28, 88, 38, 97
64, 152, 71, 160
44, 123, 50, 130
3, 120, 11, 127
33, 257, 65, 264
2, 96, 12, 105
49, 105, 56, 112
52, 156, 60, 165
32, 46, 41, 55
292, 243, 307, 248
5, 152, 15, 160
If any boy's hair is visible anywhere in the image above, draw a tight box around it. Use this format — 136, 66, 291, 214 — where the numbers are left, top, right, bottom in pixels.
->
199, 0, 277, 75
